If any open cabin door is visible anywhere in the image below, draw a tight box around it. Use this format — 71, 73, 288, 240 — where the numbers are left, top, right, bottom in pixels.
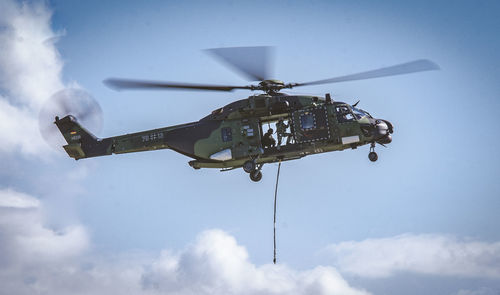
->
291, 106, 331, 143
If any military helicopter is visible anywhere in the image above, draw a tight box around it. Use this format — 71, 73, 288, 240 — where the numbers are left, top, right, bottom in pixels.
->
52, 47, 439, 182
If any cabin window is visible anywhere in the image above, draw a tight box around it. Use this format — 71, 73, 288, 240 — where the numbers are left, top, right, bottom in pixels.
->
300, 113, 315, 130
221, 127, 232, 142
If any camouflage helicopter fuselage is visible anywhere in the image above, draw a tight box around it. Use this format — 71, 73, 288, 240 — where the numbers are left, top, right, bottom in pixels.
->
55, 93, 393, 179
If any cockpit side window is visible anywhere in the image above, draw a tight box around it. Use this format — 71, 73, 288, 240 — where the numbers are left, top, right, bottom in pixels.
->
352, 107, 372, 120
335, 106, 355, 123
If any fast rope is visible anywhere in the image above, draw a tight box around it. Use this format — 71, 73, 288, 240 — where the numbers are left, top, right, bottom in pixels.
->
273, 159, 281, 264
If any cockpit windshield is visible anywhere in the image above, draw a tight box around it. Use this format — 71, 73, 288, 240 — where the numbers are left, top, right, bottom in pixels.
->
352, 107, 372, 120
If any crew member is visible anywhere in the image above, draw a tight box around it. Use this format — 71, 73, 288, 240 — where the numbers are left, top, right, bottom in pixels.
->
261, 128, 276, 148
276, 119, 292, 146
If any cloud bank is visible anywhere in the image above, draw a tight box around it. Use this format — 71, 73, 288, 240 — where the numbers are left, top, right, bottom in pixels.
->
0, 0, 64, 156
0, 188, 89, 267
0, 188, 369, 295
324, 233, 500, 279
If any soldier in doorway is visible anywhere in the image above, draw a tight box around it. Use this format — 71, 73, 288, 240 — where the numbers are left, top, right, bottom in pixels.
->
261, 128, 276, 148
276, 119, 292, 146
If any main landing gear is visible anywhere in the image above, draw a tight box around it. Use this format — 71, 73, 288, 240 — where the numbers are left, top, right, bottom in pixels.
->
368, 142, 378, 162
243, 159, 263, 182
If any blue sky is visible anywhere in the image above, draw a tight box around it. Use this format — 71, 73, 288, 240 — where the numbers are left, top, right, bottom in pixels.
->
1, 0, 500, 294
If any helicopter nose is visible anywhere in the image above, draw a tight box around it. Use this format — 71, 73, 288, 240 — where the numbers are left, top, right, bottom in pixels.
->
374, 119, 393, 144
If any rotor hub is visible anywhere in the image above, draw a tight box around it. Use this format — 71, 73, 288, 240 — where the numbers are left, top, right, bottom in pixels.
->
256, 79, 297, 94
259, 80, 284, 93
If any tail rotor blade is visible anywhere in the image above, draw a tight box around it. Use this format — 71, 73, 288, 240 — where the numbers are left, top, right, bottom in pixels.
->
39, 88, 103, 149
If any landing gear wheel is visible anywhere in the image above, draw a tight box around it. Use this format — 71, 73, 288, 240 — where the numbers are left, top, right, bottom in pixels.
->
243, 160, 256, 173
250, 170, 262, 182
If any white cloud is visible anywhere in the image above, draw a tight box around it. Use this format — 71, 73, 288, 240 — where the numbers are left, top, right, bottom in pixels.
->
141, 229, 369, 295
0, 0, 64, 108
0, 188, 40, 208
0, 188, 89, 268
0, 192, 370, 295
323, 233, 500, 279
0, 0, 65, 156
0, 98, 46, 155
0, 187, 368, 294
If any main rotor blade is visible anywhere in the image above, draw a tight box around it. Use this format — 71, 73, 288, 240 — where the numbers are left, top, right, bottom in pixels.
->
104, 78, 253, 92
206, 46, 274, 81
296, 59, 440, 87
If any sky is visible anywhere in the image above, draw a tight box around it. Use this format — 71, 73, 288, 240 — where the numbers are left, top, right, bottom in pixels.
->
0, 0, 499, 294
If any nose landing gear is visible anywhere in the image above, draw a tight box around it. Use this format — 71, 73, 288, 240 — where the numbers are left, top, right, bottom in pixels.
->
368, 142, 378, 162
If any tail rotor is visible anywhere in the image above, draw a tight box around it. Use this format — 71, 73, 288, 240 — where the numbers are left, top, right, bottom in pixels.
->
38, 88, 103, 149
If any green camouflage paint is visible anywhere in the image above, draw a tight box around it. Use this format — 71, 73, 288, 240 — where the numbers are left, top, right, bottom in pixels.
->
55, 94, 392, 173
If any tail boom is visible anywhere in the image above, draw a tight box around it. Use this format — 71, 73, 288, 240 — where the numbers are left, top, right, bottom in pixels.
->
55, 115, 176, 160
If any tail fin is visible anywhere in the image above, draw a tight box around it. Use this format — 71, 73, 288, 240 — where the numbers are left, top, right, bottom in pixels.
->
54, 115, 112, 160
